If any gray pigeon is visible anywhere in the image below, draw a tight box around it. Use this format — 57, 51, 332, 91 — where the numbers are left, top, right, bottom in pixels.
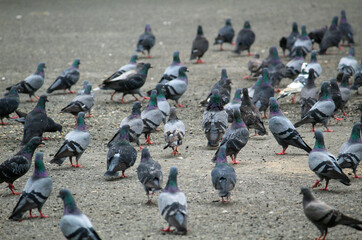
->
163, 107, 185, 155
294, 82, 335, 132
77, 80, 95, 97
224, 88, 242, 122
338, 74, 351, 116
159, 51, 185, 84
337, 122, 362, 178
190, 25, 209, 63
21, 95, 48, 145
308, 26, 327, 49
0, 137, 43, 194
252, 68, 275, 119
305, 50, 322, 77
137, 148, 163, 203
6, 63, 46, 102
0, 86, 19, 125
290, 25, 312, 57
243, 54, 262, 79
211, 107, 249, 164
50, 112, 91, 168
339, 10, 354, 45
58, 189, 102, 240
158, 166, 188, 234
301, 187, 362, 240
300, 69, 319, 119
108, 101, 143, 149
233, 20, 255, 56
61, 84, 94, 117
319, 16, 342, 55
156, 83, 170, 123
141, 90, 163, 145
269, 97, 311, 155
337, 46, 358, 79
9, 152, 52, 221
284, 47, 304, 79
308, 130, 350, 190
105, 125, 137, 179
214, 18, 235, 51
200, 69, 231, 107
351, 60, 362, 91
202, 89, 228, 147
279, 22, 299, 56
103, 55, 138, 82
136, 24, 155, 58
47, 59, 80, 94
163, 67, 188, 108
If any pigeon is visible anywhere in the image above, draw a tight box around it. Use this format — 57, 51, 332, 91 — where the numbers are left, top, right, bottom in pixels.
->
268, 97, 311, 155
99, 63, 152, 102
351, 60, 362, 91
294, 82, 335, 132
308, 25, 327, 48
224, 88, 242, 122
284, 47, 304, 79
233, 20, 255, 56
0, 86, 19, 125
266, 47, 286, 91
104, 125, 137, 179
163, 67, 188, 108
243, 54, 262, 79
214, 18, 235, 51
339, 10, 354, 45
0, 137, 43, 194
108, 101, 143, 149
337, 46, 358, 80
47, 59, 80, 94
155, 83, 170, 123
141, 90, 163, 145
137, 148, 163, 203
319, 16, 342, 55
305, 50, 322, 77
6, 63, 46, 102
159, 51, 185, 84
163, 107, 185, 155
308, 130, 350, 190
252, 68, 275, 119
301, 187, 362, 240
202, 89, 228, 147
211, 107, 249, 164
103, 54, 138, 82
60, 84, 94, 117
77, 80, 95, 97
50, 112, 91, 168
337, 122, 362, 178
300, 69, 319, 118
211, 145, 237, 202
240, 88, 267, 136
338, 74, 351, 116
158, 166, 188, 234
290, 25, 312, 57
330, 78, 346, 118
9, 152, 53, 221
58, 189, 102, 240
279, 22, 299, 56
21, 95, 48, 145
201, 69, 232, 107
190, 25, 209, 63
136, 24, 155, 58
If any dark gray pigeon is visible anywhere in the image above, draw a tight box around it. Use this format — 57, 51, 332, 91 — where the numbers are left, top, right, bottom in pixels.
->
308, 25, 327, 49
243, 54, 262, 79
163, 66, 188, 108
47, 59, 80, 94
200, 69, 231, 107
351, 60, 362, 91
211, 145, 236, 202
308, 130, 350, 190
233, 20, 255, 56
294, 82, 335, 132
330, 78, 346, 118
214, 18, 235, 51
105, 125, 137, 179
158, 166, 188, 234
279, 22, 299, 56
202, 89, 228, 147
0, 137, 43, 194
301, 187, 362, 240
300, 69, 319, 119
61, 84, 94, 117
21, 95, 48, 145
6, 63, 46, 102
265, 47, 286, 91
190, 25, 209, 63
58, 189, 102, 240
137, 148, 163, 203
224, 88, 242, 122
319, 16, 342, 55
159, 51, 186, 84
156, 83, 170, 123
103, 55, 138, 82
211, 107, 249, 164
9, 152, 52, 221
252, 68, 275, 119
0, 86, 19, 125
136, 24, 155, 58
141, 90, 163, 145
269, 97, 311, 155
337, 46, 358, 80
305, 50, 322, 77
164, 107, 185, 155
50, 112, 91, 168
337, 122, 362, 178
339, 10, 354, 45
290, 25, 312, 57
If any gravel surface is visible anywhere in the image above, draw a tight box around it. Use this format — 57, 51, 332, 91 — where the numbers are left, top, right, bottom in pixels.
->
0, 0, 361, 239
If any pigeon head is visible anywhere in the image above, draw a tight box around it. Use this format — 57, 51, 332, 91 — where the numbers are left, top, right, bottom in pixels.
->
221, 68, 228, 80
340, 10, 347, 22
145, 24, 152, 32
269, 97, 281, 116
340, 73, 350, 88
310, 50, 318, 63
119, 125, 130, 141
349, 122, 362, 143
243, 20, 251, 29
313, 130, 326, 150
58, 189, 81, 215
300, 187, 315, 202
172, 51, 181, 64
36, 95, 48, 109
232, 107, 245, 128
8, 86, 19, 96
295, 47, 303, 59
37, 62, 46, 72
156, 83, 166, 98
330, 78, 340, 94
34, 152, 48, 178
178, 66, 188, 79
131, 101, 142, 115
216, 145, 227, 163
292, 22, 299, 33
83, 80, 89, 87
140, 147, 151, 162
84, 84, 92, 94
197, 25, 204, 36
130, 54, 138, 64
207, 89, 223, 111
306, 69, 316, 85
320, 81, 331, 100
232, 88, 242, 103
225, 18, 232, 26
241, 88, 252, 104
147, 90, 158, 109
72, 59, 80, 68
169, 107, 178, 121
140, 63, 152, 75
330, 16, 339, 29
164, 166, 179, 193
76, 112, 87, 131
23, 137, 43, 154
347, 46, 355, 57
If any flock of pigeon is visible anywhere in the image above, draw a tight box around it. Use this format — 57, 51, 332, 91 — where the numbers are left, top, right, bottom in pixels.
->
0, 8, 362, 240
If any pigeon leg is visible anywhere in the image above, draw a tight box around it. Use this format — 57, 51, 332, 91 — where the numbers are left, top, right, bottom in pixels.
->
120, 171, 128, 178
221, 197, 229, 203
177, 102, 185, 108
28, 97, 37, 102
276, 147, 288, 155
161, 226, 173, 232
310, 125, 315, 132
243, 75, 250, 80
312, 180, 322, 188
38, 211, 49, 218
342, 111, 348, 117
338, 45, 344, 50
8, 183, 21, 195
274, 88, 281, 93
262, 111, 268, 119
132, 95, 141, 101
70, 157, 76, 167
0, 120, 8, 125
196, 58, 205, 64
334, 116, 343, 121
220, 44, 224, 51
291, 94, 296, 104
232, 41, 236, 46
120, 94, 127, 104
138, 145, 143, 151
171, 146, 180, 156
75, 159, 83, 168
34, 95, 39, 100
110, 91, 116, 101
248, 52, 253, 56
143, 96, 150, 100
353, 173, 362, 178
231, 155, 240, 164
10, 115, 19, 119
321, 229, 328, 240
319, 180, 329, 190
146, 54, 153, 59
29, 210, 37, 218
145, 134, 153, 145
42, 137, 50, 141
325, 127, 334, 132
68, 90, 76, 94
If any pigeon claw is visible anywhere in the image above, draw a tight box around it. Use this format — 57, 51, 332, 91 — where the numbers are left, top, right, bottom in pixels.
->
177, 103, 185, 108
39, 212, 49, 218
0, 120, 8, 125
312, 180, 322, 188
248, 52, 254, 56
334, 117, 343, 121
196, 58, 205, 64
325, 128, 334, 132
231, 159, 240, 164
276, 148, 287, 155
146, 55, 153, 59
352, 174, 362, 179
138, 146, 143, 151
42, 137, 50, 141
143, 96, 150, 100
120, 98, 128, 104
243, 75, 250, 80
68, 90, 76, 94
161, 226, 173, 232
